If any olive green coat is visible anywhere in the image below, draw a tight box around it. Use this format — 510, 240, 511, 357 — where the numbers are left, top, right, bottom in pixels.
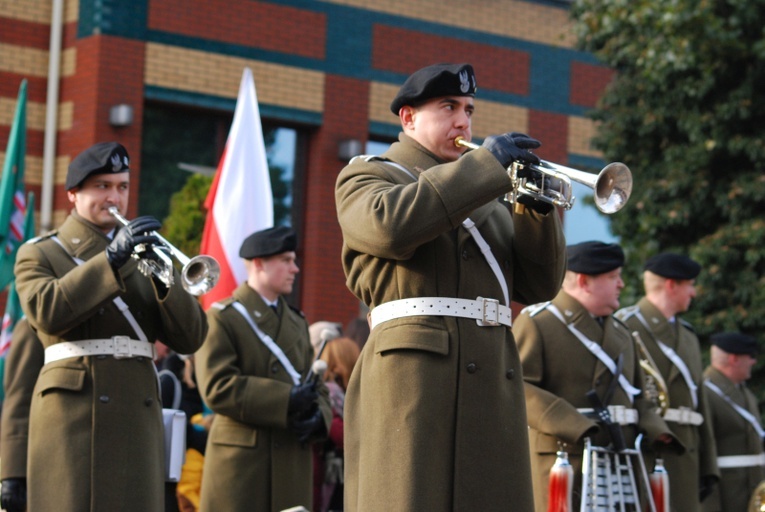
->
14, 212, 207, 512
0, 318, 44, 480
195, 283, 331, 512
702, 367, 765, 512
335, 134, 566, 512
514, 291, 679, 512
617, 298, 719, 512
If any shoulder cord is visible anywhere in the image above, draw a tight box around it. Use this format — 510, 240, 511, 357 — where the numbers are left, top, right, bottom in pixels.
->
546, 303, 640, 403
704, 379, 765, 438
231, 301, 301, 385
382, 160, 509, 306
633, 311, 698, 408
50, 236, 148, 343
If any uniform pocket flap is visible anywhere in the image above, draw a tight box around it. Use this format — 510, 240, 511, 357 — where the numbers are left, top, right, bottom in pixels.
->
211, 421, 257, 448
374, 321, 449, 356
35, 366, 86, 394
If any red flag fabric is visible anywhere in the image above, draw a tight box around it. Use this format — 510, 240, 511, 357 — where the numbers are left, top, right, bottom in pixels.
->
200, 68, 273, 309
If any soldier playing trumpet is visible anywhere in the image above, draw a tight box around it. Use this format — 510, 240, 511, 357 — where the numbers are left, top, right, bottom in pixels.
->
13, 142, 208, 511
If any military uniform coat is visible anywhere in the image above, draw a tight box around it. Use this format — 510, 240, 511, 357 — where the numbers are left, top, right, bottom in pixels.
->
514, 291, 677, 512
701, 367, 765, 512
0, 318, 44, 480
13, 212, 207, 512
195, 283, 332, 512
335, 133, 566, 512
617, 298, 718, 512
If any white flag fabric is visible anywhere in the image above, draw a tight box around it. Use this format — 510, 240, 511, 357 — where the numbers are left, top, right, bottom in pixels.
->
200, 68, 273, 310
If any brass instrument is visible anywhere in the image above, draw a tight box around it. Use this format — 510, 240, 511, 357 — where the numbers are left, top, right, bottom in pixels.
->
454, 136, 632, 214
749, 480, 765, 512
632, 331, 670, 415
108, 206, 221, 296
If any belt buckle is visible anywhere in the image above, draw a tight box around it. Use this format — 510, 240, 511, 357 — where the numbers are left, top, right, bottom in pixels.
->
477, 297, 500, 327
112, 335, 132, 359
678, 406, 691, 424
609, 405, 625, 425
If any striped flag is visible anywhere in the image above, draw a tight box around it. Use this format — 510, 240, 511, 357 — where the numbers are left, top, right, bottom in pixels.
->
0, 191, 34, 357
0, 79, 28, 289
200, 68, 273, 309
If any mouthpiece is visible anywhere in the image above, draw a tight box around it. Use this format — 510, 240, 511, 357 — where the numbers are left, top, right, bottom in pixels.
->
454, 136, 479, 150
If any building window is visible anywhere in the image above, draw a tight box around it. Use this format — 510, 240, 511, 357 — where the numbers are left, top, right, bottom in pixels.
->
139, 102, 300, 230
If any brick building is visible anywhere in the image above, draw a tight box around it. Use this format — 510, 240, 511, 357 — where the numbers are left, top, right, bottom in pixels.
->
0, 0, 613, 327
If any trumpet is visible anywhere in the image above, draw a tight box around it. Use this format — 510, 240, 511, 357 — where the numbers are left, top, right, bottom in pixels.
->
454, 136, 632, 214
108, 206, 221, 296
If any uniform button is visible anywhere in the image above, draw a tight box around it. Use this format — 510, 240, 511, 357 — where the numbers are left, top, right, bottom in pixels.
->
466, 363, 477, 374
99, 395, 110, 403
271, 364, 279, 374
98, 308, 105, 315
96, 355, 107, 360
595, 378, 601, 386
462, 250, 469, 260
506, 369, 515, 379
144, 398, 154, 406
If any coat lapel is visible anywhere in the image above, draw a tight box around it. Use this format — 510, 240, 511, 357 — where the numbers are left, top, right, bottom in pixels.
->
636, 298, 683, 385
554, 293, 612, 388
233, 284, 304, 372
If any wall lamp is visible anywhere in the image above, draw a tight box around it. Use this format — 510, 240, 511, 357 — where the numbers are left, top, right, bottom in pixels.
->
109, 104, 134, 127
338, 139, 363, 161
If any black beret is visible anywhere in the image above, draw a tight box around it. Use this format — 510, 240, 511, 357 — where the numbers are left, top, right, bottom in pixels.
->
710, 332, 759, 356
390, 63, 477, 114
239, 226, 297, 259
643, 252, 701, 280
567, 241, 625, 275
66, 142, 130, 190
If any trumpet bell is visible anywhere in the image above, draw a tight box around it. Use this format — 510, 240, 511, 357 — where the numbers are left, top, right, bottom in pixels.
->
182, 255, 221, 296
593, 162, 632, 214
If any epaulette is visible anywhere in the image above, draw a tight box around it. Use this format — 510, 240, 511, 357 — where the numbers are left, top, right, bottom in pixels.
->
288, 303, 305, 318
679, 318, 696, 334
350, 154, 384, 165
25, 229, 58, 245
615, 304, 640, 321
611, 315, 631, 332
211, 296, 236, 310
520, 301, 551, 317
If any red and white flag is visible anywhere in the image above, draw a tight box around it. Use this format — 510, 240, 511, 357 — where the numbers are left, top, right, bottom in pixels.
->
200, 68, 273, 310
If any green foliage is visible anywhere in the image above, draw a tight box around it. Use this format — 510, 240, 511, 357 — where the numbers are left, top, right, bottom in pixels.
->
161, 173, 212, 256
571, 0, 765, 396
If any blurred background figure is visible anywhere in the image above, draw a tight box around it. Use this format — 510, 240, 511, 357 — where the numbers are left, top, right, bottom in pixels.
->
313, 337, 360, 512
309, 321, 342, 357
156, 342, 210, 512
343, 318, 370, 352
702, 332, 764, 512
0, 319, 44, 512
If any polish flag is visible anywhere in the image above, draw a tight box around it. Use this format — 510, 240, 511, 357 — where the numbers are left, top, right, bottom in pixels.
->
200, 68, 273, 309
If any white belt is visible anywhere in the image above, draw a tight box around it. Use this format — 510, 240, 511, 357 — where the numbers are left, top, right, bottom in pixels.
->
717, 453, 765, 468
577, 406, 639, 426
370, 297, 512, 330
45, 337, 156, 364
663, 407, 704, 426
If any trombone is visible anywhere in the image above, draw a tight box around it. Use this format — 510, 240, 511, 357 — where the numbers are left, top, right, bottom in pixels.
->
454, 136, 632, 214
108, 206, 221, 296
